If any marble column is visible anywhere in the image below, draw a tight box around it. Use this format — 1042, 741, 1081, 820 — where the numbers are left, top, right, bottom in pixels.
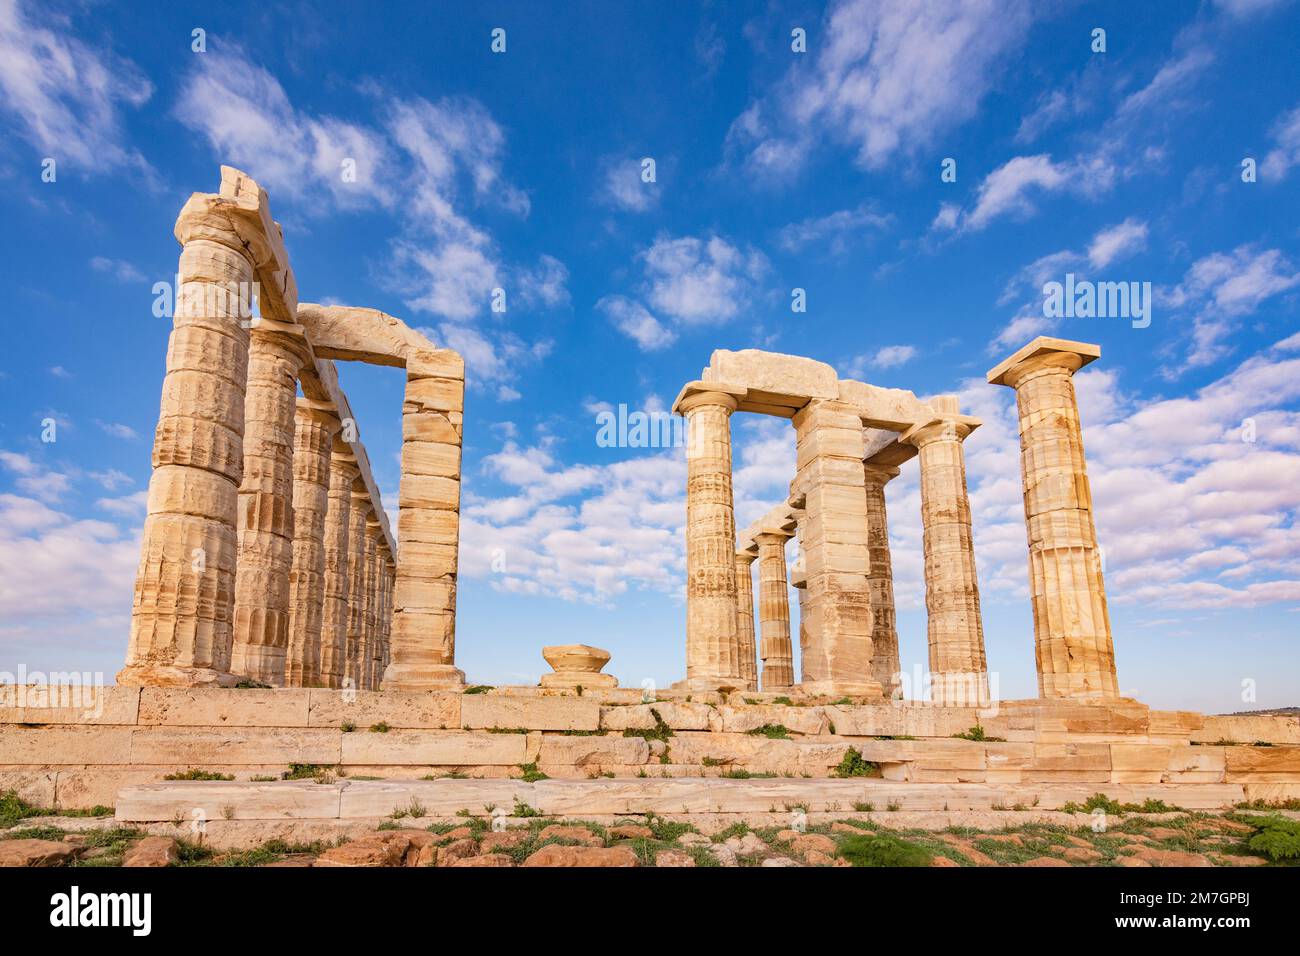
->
285, 400, 336, 687
902, 402, 988, 707
755, 532, 795, 690
386, 349, 466, 690
121, 197, 270, 687
677, 390, 742, 690
734, 548, 759, 691
345, 486, 372, 690
791, 400, 879, 697
988, 338, 1119, 698
319, 446, 358, 689
362, 519, 383, 690
863, 463, 902, 699
229, 321, 311, 685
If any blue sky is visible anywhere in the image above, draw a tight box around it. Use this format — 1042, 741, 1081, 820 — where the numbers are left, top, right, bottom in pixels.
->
1, 0, 1298, 712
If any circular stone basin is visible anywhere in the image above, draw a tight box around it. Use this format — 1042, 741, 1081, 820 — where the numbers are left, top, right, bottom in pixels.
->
542, 643, 612, 675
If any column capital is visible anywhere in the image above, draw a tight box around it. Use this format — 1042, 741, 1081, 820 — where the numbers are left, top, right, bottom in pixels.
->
672, 381, 745, 415
900, 415, 980, 448
174, 193, 276, 266
736, 548, 758, 565
250, 317, 314, 369
862, 461, 902, 484
296, 396, 342, 429
987, 336, 1100, 389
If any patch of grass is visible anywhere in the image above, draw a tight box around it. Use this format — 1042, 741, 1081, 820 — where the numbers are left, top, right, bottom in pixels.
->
1235, 797, 1300, 811
1060, 793, 1184, 815
1246, 816, 1300, 862
391, 797, 427, 820
951, 723, 1006, 742
67, 826, 151, 867
771, 696, 794, 707
837, 832, 932, 867
281, 764, 330, 781
827, 697, 854, 706
853, 801, 875, 813
0, 790, 112, 829
162, 769, 234, 781
746, 723, 791, 739
720, 769, 775, 779
486, 726, 528, 734
463, 685, 493, 695
340, 720, 356, 733
233, 680, 270, 689
248, 775, 277, 782
559, 729, 607, 736
512, 801, 542, 818
622, 708, 675, 743
831, 748, 881, 779
886, 801, 901, 812
711, 822, 751, 843
518, 762, 548, 783
369, 722, 390, 733
644, 814, 696, 843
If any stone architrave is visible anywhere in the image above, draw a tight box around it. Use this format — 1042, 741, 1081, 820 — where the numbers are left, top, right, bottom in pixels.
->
674, 386, 745, 690
862, 462, 902, 698
319, 445, 358, 689
790, 400, 880, 697
121, 189, 277, 687
229, 320, 312, 686
901, 399, 989, 707
755, 531, 795, 690
988, 337, 1119, 698
285, 400, 337, 687
734, 548, 759, 691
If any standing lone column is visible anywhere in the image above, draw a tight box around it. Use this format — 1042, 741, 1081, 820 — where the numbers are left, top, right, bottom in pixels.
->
319, 446, 358, 689
285, 400, 336, 687
903, 400, 988, 707
988, 337, 1119, 698
675, 388, 743, 690
386, 349, 466, 691
791, 400, 879, 697
755, 532, 794, 690
734, 548, 759, 691
120, 193, 273, 687
230, 320, 311, 685
863, 462, 902, 699
345, 488, 372, 689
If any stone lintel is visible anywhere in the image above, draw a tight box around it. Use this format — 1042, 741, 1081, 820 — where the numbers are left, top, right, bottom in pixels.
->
987, 336, 1101, 386
296, 302, 441, 368
217, 166, 297, 325
671, 380, 747, 415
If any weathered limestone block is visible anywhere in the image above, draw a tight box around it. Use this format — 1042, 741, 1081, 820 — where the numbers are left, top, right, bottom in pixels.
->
319, 448, 358, 689
122, 189, 280, 688
901, 405, 989, 707
734, 550, 759, 691
537, 735, 651, 767
231, 321, 312, 686
791, 400, 880, 697
0, 685, 140, 725
128, 727, 341, 765
340, 730, 528, 766
717, 704, 830, 736
1224, 745, 1300, 781
116, 780, 343, 822
285, 400, 337, 687
306, 689, 460, 729
862, 463, 902, 698
0, 726, 134, 764
460, 694, 600, 732
386, 349, 466, 691
137, 687, 310, 727
988, 337, 1119, 699
597, 702, 715, 733
1192, 714, 1300, 745
675, 387, 743, 690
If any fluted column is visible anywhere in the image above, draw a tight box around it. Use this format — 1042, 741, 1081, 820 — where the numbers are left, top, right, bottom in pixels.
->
386, 350, 466, 690
755, 532, 794, 690
791, 400, 879, 697
319, 446, 358, 689
285, 400, 336, 687
121, 196, 272, 687
362, 519, 383, 690
902, 402, 988, 707
345, 486, 372, 689
677, 390, 742, 690
734, 549, 759, 691
989, 338, 1118, 698
863, 463, 902, 698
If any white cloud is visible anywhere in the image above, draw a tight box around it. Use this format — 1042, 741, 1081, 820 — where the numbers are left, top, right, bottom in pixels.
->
955, 154, 1116, 233
726, 0, 1038, 178
90, 256, 146, 283
597, 295, 676, 351
0, 451, 72, 503
600, 156, 657, 212
1115, 47, 1215, 119
0, 0, 152, 174
1087, 218, 1148, 269
96, 420, 139, 440
776, 203, 891, 254
423, 323, 552, 395
640, 234, 767, 325
843, 345, 917, 377
1261, 102, 1300, 182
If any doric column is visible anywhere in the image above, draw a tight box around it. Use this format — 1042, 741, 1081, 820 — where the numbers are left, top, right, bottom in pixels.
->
755, 532, 794, 690
362, 518, 383, 690
790, 400, 879, 697
319, 446, 358, 689
734, 548, 759, 691
121, 195, 271, 687
345, 485, 372, 690
386, 350, 466, 690
863, 462, 902, 698
902, 400, 988, 707
988, 337, 1118, 698
285, 400, 336, 687
229, 320, 311, 685
376, 552, 393, 690
676, 389, 742, 690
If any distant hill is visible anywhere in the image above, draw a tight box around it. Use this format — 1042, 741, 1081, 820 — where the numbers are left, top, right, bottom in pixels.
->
1219, 707, 1300, 717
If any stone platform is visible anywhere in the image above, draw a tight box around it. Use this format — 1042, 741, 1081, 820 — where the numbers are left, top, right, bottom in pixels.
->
3, 685, 1298, 814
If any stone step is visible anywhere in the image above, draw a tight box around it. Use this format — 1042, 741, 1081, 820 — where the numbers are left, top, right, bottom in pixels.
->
114, 777, 1247, 824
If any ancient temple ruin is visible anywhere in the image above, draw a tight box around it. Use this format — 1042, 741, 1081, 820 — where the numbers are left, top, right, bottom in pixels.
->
118, 167, 465, 693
